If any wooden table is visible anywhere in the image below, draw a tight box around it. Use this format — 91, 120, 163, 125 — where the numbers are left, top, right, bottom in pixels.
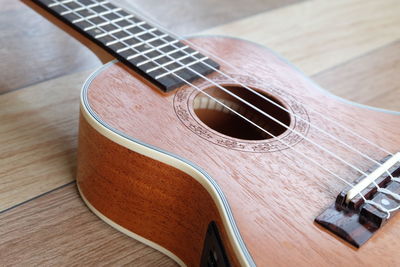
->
1, 0, 399, 265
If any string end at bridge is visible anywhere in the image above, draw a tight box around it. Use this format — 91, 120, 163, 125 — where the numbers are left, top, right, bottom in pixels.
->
315, 153, 400, 247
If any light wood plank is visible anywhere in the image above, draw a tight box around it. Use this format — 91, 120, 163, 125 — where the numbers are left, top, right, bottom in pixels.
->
0, 1, 101, 93
0, 0, 399, 265
0, 0, 300, 93
0, 0, 305, 211
115, 0, 303, 35
2, 0, 399, 223
204, 0, 400, 76
0, 183, 177, 266
314, 41, 400, 111
0, 70, 90, 211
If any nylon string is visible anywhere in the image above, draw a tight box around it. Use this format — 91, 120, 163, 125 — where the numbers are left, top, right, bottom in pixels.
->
55, 0, 399, 216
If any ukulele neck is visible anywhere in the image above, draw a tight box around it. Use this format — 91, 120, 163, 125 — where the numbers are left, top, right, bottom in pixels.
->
31, 0, 220, 92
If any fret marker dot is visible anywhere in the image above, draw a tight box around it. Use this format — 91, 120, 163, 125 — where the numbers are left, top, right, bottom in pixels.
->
381, 198, 390, 206
95, 29, 101, 33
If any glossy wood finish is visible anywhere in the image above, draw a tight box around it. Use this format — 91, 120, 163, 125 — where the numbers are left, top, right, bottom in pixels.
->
2, 0, 398, 214
78, 114, 240, 266
80, 36, 400, 266
1, 0, 400, 265
1, 0, 302, 213
316, 156, 400, 248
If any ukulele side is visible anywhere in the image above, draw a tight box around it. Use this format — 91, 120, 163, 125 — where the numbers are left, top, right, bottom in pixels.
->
78, 60, 251, 267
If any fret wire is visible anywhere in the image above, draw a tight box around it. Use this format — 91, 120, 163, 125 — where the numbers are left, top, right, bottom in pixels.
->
72, 7, 122, 25
60, 1, 107, 15
117, 40, 179, 53
155, 57, 208, 79
97, 2, 214, 82
109, 12, 175, 57
111, 29, 163, 49
71, 1, 165, 56
65, 0, 169, 65
52, 0, 208, 80
47, 0, 94, 22
96, 0, 393, 180
84, 14, 134, 31
126, 44, 162, 60
97, 3, 209, 76
111, 32, 167, 48
136, 43, 188, 66
96, 1, 398, 185
92, 10, 164, 53
99, 1, 389, 198
85, 4, 179, 64
48, 0, 73, 7
64, 0, 144, 53
102, 0, 393, 184
90, 4, 363, 212
50, 0, 112, 39
105, 22, 150, 45
95, 23, 138, 38
41, 1, 396, 200
146, 51, 199, 73
83, 2, 180, 61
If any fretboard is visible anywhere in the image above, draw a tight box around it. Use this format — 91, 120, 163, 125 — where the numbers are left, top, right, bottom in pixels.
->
33, 0, 220, 92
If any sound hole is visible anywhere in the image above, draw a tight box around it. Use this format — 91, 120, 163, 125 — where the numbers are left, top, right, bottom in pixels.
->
193, 86, 291, 141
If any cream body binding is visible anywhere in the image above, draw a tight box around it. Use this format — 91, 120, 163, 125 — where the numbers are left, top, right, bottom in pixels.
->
79, 60, 254, 266
77, 36, 400, 266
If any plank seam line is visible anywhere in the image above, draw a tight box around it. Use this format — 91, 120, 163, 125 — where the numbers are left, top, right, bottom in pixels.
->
0, 66, 100, 96
0, 181, 76, 215
199, 0, 308, 36
311, 39, 400, 78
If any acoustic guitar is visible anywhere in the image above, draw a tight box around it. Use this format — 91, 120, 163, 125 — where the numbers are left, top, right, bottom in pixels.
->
26, 0, 400, 266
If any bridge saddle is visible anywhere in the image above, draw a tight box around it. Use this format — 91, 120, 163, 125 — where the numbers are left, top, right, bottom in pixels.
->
315, 153, 400, 247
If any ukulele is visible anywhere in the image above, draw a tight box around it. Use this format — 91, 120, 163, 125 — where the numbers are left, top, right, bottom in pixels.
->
26, 0, 400, 266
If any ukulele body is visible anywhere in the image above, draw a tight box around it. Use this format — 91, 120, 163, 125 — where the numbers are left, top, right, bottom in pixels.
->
77, 36, 400, 266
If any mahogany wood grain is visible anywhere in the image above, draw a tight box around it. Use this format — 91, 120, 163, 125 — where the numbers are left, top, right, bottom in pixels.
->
2, 0, 398, 214
80, 36, 400, 266
1, 0, 400, 265
78, 114, 240, 266
2, 0, 304, 210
